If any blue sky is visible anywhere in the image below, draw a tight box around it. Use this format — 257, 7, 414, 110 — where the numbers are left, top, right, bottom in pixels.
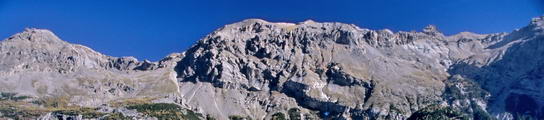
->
0, 0, 542, 61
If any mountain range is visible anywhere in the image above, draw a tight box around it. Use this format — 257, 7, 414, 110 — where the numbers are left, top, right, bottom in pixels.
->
1, 16, 544, 120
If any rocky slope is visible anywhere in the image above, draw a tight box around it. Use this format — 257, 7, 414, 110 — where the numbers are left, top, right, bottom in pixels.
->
1, 16, 544, 120
0, 29, 181, 106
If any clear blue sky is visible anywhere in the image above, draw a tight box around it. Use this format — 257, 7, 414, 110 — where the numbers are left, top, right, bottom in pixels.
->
0, 0, 542, 61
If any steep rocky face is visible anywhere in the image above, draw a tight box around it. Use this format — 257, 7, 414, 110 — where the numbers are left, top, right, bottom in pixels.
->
1, 17, 544, 120
174, 19, 454, 119
449, 16, 544, 119
173, 17, 544, 120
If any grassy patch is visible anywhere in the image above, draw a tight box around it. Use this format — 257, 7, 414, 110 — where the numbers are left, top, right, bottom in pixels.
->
228, 115, 251, 120
0, 93, 203, 120
271, 112, 287, 120
0, 94, 107, 119
52, 107, 105, 119
206, 114, 216, 120
389, 104, 405, 115
0, 92, 45, 119
288, 108, 302, 120
109, 97, 156, 107
0, 101, 46, 119
0, 101, 105, 119
103, 112, 132, 120
407, 104, 469, 120
31, 95, 71, 108
0, 92, 31, 101
127, 103, 202, 120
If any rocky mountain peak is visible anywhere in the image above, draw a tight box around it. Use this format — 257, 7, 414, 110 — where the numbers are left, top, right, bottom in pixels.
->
300, 19, 317, 24
503, 16, 544, 40
238, 18, 269, 25
527, 16, 544, 33
423, 25, 442, 36
0, 28, 166, 73
530, 16, 544, 26
4, 28, 65, 44
229, 19, 296, 29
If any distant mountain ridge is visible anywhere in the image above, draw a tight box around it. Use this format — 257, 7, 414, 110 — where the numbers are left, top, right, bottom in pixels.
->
0, 16, 543, 120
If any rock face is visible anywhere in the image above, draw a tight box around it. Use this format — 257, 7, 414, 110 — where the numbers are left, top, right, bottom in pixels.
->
1, 16, 544, 120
